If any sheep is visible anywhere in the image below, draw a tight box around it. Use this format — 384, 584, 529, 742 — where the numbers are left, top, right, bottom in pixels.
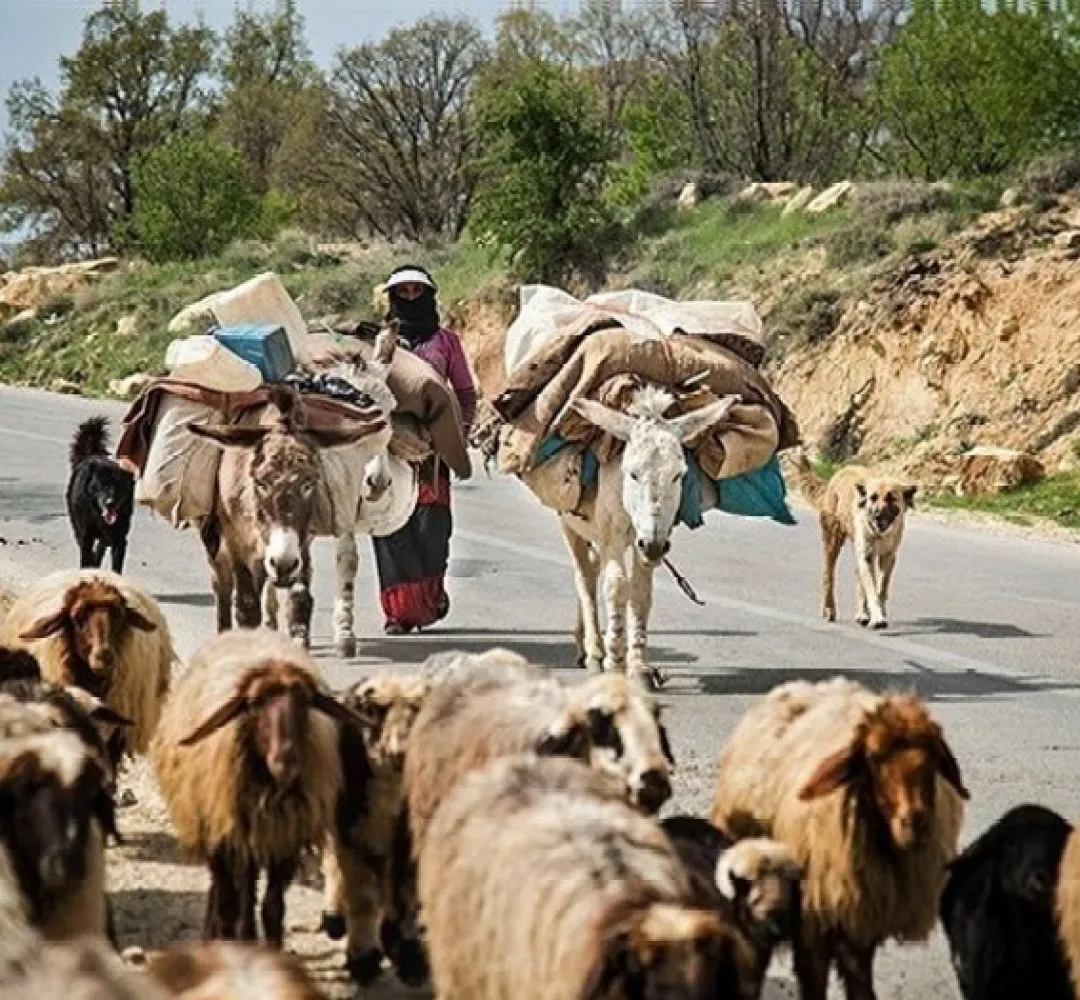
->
711, 676, 968, 1000
942, 803, 1072, 1000
661, 814, 803, 999
143, 941, 323, 999
421, 752, 756, 1000
0, 569, 174, 768
0, 937, 170, 1000
0, 706, 116, 944
150, 628, 363, 946
319, 672, 429, 985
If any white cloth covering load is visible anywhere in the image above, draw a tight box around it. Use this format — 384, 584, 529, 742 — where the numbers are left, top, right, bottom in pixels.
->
503, 285, 767, 377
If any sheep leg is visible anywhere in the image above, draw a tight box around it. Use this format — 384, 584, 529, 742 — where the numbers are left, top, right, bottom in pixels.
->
261, 857, 297, 948
601, 551, 629, 674
380, 810, 429, 987
206, 847, 241, 941
237, 858, 259, 942
627, 556, 660, 689
286, 546, 314, 650
821, 518, 842, 622
321, 835, 348, 939
792, 928, 832, 1000
835, 939, 877, 1000
561, 521, 602, 672
337, 842, 386, 984
333, 533, 359, 658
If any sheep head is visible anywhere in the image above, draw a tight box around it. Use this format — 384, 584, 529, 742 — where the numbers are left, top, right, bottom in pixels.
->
19, 579, 157, 684
583, 903, 752, 1000
799, 693, 969, 850
575, 675, 674, 816
178, 663, 363, 787
715, 837, 802, 947
0, 729, 115, 898
343, 674, 429, 771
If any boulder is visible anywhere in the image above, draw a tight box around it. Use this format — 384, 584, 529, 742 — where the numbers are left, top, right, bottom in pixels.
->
109, 372, 154, 399
49, 378, 82, 396
760, 182, 797, 201
1000, 187, 1023, 209
677, 182, 701, 211
806, 181, 855, 214
116, 314, 139, 337
958, 446, 1044, 496
782, 185, 815, 217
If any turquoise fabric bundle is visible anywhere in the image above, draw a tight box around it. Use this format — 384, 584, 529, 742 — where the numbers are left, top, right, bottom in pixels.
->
534, 436, 796, 528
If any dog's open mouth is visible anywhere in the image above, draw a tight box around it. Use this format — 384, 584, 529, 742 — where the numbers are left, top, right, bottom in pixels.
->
100, 506, 118, 525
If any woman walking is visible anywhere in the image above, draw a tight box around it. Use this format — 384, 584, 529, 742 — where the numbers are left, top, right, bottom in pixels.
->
374, 264, 477, 634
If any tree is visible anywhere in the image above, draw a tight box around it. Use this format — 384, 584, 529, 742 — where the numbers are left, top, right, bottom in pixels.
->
874, 0, 1078, 178
0, 0, 215, 259
126, 133, 259, 262
317, 16, 488, 241
216, 0, 319, 195
471, 61, 615, 284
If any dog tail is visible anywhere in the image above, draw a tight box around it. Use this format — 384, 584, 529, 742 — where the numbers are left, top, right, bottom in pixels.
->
787, 448, 829, 509
70, 415, 111, 467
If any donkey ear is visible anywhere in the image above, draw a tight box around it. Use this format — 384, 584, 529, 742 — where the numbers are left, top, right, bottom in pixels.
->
19, 607, 69, 641
799, 732, 865, 800
189, 424, 271, 450
178, 696, 249, 746
308, 425, 380, 450
571, 399, 637, 442
667, 396, 739, 444
374, 324, 398, 364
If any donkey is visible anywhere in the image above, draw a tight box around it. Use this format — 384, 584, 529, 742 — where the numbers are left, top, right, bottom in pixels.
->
561, 386, 738, 690
190, 386, 386, 648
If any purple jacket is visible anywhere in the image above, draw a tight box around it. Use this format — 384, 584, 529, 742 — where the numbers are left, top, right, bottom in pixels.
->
411, 327, 477, 433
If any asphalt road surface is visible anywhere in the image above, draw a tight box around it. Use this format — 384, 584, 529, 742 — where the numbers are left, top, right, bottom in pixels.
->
2, 384, 1080, 999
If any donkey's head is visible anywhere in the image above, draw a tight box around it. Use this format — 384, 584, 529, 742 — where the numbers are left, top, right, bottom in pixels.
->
192, 388, 375, 586
573, 387, 738, 567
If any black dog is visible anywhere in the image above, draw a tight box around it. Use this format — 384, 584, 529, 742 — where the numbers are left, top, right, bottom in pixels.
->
66, 416, 135, 573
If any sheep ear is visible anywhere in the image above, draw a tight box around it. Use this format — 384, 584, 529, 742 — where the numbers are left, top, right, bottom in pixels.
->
571, 399, 637, 443
311, 690, 368, 731
799, 736, 864, 800
124, 606, 157, 632
580, 929, 639, 1000
934, 736, 970, 800
537, 719, 590, 759
178, 697, 249, 746
656, 715, 677, 769
19, 608, 69, 640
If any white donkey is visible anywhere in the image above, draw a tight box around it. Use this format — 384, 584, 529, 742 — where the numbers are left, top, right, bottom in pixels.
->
562, 386, 738, 689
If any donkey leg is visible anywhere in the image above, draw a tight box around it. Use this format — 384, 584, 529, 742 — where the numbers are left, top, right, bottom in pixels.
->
234, 563, 262, 630
601, 552, 630, 674
287, 546, 314, 650
210, 556, 235, 633
561, 521, 603, 672
261, 579, 279, 630
627, 558, 659, 689
333, 533, 359, 657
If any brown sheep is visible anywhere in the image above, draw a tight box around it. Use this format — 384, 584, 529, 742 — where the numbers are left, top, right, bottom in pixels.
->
0, 937, 170, 1000
144, 941, 323, 999
0, 569, 174, 768
150, 628, 362, 946
320, 672, 429, 985
421, 753, 755, 1000
0, 708, 116, 944
711, 676, 967, 1000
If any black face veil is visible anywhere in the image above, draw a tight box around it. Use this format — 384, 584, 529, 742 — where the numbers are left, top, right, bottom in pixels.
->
386, 267, 440, 347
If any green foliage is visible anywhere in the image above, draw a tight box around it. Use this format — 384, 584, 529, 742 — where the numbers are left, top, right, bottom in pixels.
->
930, 473, 1080, 530
875, 1, 1079, 179
471, 61, 616, 283
127, 134, 260, 262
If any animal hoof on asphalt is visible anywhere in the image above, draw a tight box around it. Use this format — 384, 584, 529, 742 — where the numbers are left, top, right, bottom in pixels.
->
347, 948, 384, 985
321, 911, 347, 940
390, 940, 430, 987
335, 636, 357, 658
871, 619, 889, 631
856, 616, 870, 628
822, 609, 836, 622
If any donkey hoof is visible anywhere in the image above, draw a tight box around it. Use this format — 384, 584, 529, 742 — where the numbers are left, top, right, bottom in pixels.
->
871, 619, 889, 631
346, 948, 384, 985
336, 636, 357, 658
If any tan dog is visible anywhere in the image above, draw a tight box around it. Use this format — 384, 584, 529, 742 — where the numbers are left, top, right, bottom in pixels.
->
789, 451, 916, 629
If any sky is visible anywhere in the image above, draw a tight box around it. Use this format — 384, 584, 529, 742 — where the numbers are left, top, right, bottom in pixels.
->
0, 0, 582, 132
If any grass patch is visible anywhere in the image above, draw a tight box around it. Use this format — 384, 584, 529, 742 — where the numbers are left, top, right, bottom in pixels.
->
928, 473, 1080, 531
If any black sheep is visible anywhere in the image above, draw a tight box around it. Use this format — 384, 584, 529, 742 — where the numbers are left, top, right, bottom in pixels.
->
65, 416, 135, 573
940, 803, 1073, 1000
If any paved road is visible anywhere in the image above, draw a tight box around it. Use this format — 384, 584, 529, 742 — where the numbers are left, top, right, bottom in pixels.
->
2, 385, 1080, 998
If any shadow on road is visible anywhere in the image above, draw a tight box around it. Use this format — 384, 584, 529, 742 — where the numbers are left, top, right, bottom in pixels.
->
690, 660, 1080, 702
890, 617, 1047, 640
155, 592, 215, 608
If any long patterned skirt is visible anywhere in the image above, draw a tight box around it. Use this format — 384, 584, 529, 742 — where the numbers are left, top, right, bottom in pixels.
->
371, 458, 451, 630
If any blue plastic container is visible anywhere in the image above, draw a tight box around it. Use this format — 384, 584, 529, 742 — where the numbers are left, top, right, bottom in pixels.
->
213, 322, 295, 382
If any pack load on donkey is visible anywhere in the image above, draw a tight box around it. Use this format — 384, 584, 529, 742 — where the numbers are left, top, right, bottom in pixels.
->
474, 285, 801, 691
